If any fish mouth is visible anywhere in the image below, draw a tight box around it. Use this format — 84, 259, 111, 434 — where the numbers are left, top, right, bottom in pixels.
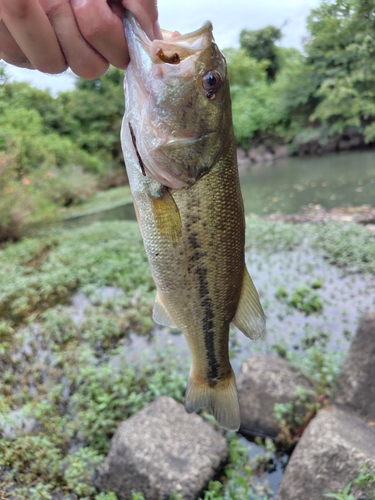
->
124, 12, 213, 71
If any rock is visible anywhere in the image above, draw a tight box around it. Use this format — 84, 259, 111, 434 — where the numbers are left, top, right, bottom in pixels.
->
320, 138, 338, 153
237, 148, 252, 171
338, 135, 364, 150
338, 138, 352, 150
237, 355, 314, 438
272, 145, 289, 159
335, 313, 375, 423
236, 147, 247, 160
248, 145, 267, 163
263, 152, 275, 162
277, 406, 375, 500
96, 396, 228, 500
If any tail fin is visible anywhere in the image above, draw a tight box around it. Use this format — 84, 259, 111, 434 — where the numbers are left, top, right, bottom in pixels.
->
184, 369, 240, 431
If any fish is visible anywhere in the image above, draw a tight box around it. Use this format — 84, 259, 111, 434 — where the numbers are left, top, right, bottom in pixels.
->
121, 13, 265, 431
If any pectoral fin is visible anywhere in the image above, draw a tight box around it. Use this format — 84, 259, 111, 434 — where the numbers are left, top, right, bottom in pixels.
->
150, 188, 182, 245
153, 292, 177, 328
232, 267, 266, 340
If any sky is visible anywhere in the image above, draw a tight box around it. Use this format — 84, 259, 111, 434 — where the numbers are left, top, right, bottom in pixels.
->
3, 0, 321, 94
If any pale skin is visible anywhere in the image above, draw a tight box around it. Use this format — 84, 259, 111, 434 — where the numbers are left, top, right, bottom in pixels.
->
0, 0, 162, 79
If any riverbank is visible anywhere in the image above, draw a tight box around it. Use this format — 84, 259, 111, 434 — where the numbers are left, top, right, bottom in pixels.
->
236, 134, 375, 168
1, 216, 375, 498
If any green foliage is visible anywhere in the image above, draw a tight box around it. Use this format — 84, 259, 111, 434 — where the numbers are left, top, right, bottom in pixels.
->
277, 333, 344, 398
324, 482, 355, 499
288, 286, 323, 314
304, 0, 375, 142
198, 435, 274, 499
273, 385, 316, 428
325, 463, 375, 500
310, 221, 375, 274
0, 220, 188, 496
240, 26, 282, 80
0, 106, 101, 175
55, 67, 125, 171
355, 463, 375, 498
275, 283, 323, 315
246, 216, 309, 253
0, 221, 153, 325
246, 216, 375, 278
226, 45, 299, 148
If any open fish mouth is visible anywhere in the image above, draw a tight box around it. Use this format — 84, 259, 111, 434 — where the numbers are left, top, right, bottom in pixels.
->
149, 22, 213, 64
124, 12, 213, 62
124, 13, 214, 80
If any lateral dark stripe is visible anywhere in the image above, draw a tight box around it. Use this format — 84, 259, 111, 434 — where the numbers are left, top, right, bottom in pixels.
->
188, 230, 220, 386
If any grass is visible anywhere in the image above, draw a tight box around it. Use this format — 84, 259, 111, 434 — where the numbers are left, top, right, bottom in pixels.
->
61, 185, 133, 220
1, 216, 375, 498
246, 217, 375, 276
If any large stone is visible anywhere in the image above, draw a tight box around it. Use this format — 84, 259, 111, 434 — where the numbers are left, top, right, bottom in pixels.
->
335, 313, 375, 423
248, 145, 267, 163
96, 396, 228, 500
237, 355, 314, 438
277, 406, 375, 500
272, 145, 289, 159
237, 148, 251, 171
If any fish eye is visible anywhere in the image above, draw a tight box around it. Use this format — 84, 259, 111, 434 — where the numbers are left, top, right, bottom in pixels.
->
202, 70, 222, 100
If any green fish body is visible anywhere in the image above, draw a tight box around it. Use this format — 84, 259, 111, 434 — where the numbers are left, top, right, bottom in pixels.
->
122, 14, 265, 431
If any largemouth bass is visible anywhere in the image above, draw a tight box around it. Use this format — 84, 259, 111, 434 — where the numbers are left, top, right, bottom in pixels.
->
122, 13, 265, 431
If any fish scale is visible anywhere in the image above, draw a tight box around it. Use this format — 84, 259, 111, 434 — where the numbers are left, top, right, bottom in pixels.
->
122, 13, 265, 430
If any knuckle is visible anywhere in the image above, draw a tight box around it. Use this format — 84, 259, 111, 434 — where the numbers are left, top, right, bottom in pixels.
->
3, 0, 31, 19
74, 61, 109, 80
36, 60, 68, 74
41, 0, 67, 18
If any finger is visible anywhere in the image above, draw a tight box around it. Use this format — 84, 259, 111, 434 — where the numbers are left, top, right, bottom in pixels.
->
0, 20, 33, 68
0, 0, 67, 74
70, 0, 129, 69
122, 0, 161, 40
40, 0, 109, 79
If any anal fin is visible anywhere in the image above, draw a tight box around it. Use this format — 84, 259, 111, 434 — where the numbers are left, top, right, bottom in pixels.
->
232, 267, 266, 340
152, 292, 177, 328
184, 369, 240, 431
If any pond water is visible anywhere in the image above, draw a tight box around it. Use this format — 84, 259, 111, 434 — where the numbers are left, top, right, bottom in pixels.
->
240, 150, 375, 215
63, 150, 375, 228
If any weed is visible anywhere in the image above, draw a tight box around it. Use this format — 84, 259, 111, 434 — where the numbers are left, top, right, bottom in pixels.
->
275, 284, 323, 315
355, 463, 375, 499
324, 464, 375, 500
324, 482, 355, 500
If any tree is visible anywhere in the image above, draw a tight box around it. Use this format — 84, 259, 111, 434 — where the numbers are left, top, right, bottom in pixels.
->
304, 0, 375, 142
239, 26, 282, 80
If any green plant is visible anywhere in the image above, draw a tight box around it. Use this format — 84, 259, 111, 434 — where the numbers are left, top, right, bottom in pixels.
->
355, 464, 375, 499
325, 464, 375, 500
288, 286, 323, 314
324, 482, 355, 500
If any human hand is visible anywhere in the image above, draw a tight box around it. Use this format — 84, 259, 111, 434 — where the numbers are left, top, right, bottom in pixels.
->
0, 0, 162, 79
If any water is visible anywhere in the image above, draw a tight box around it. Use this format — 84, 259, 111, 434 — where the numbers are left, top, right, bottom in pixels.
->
239, 150, 375, 215
63, 203, 136, 228
63, 151, 375, 228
